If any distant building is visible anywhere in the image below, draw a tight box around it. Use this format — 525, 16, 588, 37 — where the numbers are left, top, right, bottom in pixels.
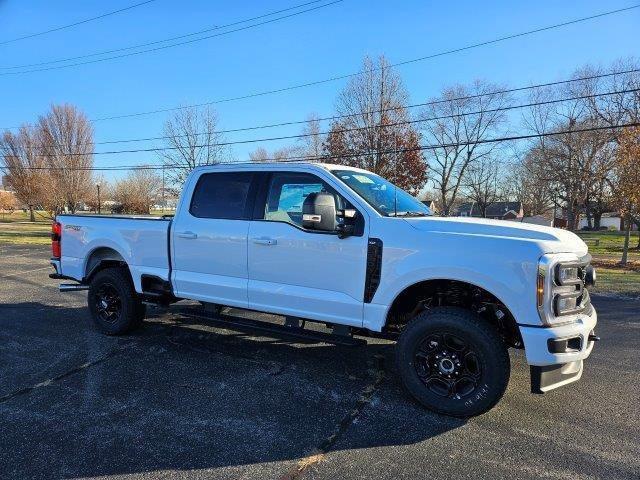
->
520, 215, 554, 227
456, 201, 524, 220
577, 213, 623, 231
421, 199, 438, 215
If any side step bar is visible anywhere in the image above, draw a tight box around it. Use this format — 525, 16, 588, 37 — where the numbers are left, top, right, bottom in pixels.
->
176, 306, 367, 347
59, 283, 89, 292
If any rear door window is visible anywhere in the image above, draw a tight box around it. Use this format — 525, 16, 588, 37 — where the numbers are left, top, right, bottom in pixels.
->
190, 172, 254, 219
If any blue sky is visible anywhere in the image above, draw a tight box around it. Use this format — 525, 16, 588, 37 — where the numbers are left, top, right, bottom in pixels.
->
0, 0, 638, 180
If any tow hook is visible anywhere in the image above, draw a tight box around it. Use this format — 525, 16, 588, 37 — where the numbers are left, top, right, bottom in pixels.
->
588, 334, 600, 342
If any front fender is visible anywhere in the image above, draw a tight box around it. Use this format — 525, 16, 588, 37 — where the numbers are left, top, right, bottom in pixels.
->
367, 225, 545, 330
377, 266, 525, 323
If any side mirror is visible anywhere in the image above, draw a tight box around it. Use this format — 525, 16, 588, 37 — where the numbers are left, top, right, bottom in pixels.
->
302, 192, 338, 232
336, 223, 355, 239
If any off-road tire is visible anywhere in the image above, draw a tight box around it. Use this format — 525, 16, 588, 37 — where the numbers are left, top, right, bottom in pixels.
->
395, 307, 510, 417
88, 267, 146, 335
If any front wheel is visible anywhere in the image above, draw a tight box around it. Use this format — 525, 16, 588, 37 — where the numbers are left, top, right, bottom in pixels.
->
88, 267, 146, 335
395, 307, 510, 417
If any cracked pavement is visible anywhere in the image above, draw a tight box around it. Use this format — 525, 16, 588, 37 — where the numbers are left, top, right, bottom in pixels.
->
1, 243, 639, 479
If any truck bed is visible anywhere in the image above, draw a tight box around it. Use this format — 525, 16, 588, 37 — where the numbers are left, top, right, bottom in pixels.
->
56, 214, 172, 292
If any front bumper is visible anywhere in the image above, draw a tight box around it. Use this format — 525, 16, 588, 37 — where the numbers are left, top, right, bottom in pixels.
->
520, 306, 598, 392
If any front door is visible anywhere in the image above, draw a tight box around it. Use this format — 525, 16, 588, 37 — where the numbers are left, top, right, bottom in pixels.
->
247, 172, 368, 326
171, 171, 256, 308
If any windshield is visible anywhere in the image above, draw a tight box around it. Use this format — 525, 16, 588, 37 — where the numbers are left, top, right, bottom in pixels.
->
332, 170, 431, 217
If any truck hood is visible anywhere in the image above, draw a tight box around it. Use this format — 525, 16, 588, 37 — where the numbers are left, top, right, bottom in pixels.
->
404, 216, 588, 256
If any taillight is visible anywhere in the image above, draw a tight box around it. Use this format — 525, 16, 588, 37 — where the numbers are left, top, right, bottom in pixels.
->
52, 221, 62, 258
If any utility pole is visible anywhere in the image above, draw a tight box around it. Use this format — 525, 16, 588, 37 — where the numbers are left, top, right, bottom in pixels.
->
162, 164, 166, 213
96, 182, 101, 214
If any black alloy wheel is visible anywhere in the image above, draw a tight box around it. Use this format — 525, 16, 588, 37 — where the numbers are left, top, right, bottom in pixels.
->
414, 332, 482, 400
94, 283, 123, 324
88, 267, 145, 335
395, 307, 510, 417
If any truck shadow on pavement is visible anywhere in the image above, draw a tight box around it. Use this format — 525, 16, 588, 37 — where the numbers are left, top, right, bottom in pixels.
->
0, 302, 466, 479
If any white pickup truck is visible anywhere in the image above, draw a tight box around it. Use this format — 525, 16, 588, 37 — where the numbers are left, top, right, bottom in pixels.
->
50, 162, 598, 417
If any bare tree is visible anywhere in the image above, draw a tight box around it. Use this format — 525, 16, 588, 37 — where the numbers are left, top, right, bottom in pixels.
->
113, 168, 162, 214
298, 113, 323, 158
580, 58, 640, 130
323, 55, 427, 194
37, 104, 94, 213
580, 59, 640, 233
523, 80, 613, 230
0, 126, 49, 221
463, 157, 501, 217
613, 127, 640, 264
248, 145, 302, 163
421, 80, 511, 216
503, 150, 555, 218
159, 106, 228, 186
249, 147, 269, 162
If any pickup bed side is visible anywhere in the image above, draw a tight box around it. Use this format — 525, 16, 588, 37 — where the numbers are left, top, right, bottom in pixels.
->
52, 215, 171, 292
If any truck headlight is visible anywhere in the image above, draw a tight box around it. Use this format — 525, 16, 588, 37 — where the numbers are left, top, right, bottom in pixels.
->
537, 254, 592, 326
556, 265, 579, 285
554, 292, 582, 316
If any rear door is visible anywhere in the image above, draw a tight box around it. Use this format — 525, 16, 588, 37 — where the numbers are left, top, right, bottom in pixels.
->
247, 171, 368, 326
171, 171, 257, 308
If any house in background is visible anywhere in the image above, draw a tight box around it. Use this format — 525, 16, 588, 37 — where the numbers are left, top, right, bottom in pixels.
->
577, 212, 623, 231
421, 198, 438, 215
455, 201, 524, 221
520, 214, 554, 227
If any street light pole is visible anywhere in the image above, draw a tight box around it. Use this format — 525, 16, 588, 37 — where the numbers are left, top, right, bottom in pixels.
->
96, 183, 101, 214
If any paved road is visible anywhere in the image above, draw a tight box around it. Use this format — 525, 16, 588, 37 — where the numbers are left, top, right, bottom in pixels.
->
1, 244, 639, 479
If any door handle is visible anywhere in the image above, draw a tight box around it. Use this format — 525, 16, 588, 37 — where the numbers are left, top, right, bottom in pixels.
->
252, 237, 277, 246
177, 231, 198, 239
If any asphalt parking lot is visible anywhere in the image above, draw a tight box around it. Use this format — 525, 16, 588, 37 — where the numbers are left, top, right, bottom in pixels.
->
1, 244, 639, 479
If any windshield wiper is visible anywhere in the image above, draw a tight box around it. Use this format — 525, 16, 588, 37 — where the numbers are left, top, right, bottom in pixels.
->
389, 211, 429, 217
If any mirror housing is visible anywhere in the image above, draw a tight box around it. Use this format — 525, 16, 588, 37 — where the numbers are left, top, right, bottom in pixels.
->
302, 192, 338, 232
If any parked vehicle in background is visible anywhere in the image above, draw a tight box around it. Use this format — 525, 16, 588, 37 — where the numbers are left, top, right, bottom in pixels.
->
49, 162, 598, 417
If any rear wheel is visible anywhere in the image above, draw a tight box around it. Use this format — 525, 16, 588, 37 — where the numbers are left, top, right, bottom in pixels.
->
395, 307, 510, 417
88, 267, 145, 335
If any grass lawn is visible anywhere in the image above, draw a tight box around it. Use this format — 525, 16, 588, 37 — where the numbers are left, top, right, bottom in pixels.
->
0, 221, 51, 245
0, 210, 52, 224
577, 231, 640, 264
591, 267, 640, 298
0, 209, 175, 246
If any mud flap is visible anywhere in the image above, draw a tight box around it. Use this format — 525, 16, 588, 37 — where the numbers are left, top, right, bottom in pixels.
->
530, 360, 584, 394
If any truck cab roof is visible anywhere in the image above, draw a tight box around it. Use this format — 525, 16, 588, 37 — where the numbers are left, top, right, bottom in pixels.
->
189, 162, 371, 175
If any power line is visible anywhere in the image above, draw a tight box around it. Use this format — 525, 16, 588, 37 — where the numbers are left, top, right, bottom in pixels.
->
91, 76, 640, 144
0, 0, 158, 46
71, 4, 640, 121
4, 67, 639, 134
0, 1, 342, 75
4, 122, 636, 171
21, 87, 640, 154
2, 9, 637, 129
0, 0, 328, 69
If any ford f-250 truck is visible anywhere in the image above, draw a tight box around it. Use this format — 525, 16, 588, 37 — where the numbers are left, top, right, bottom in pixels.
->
49, 162, 598, 417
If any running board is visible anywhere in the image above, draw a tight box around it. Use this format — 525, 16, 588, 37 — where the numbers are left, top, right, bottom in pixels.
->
59, 283, 89, 292
176, 306, 367, 347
